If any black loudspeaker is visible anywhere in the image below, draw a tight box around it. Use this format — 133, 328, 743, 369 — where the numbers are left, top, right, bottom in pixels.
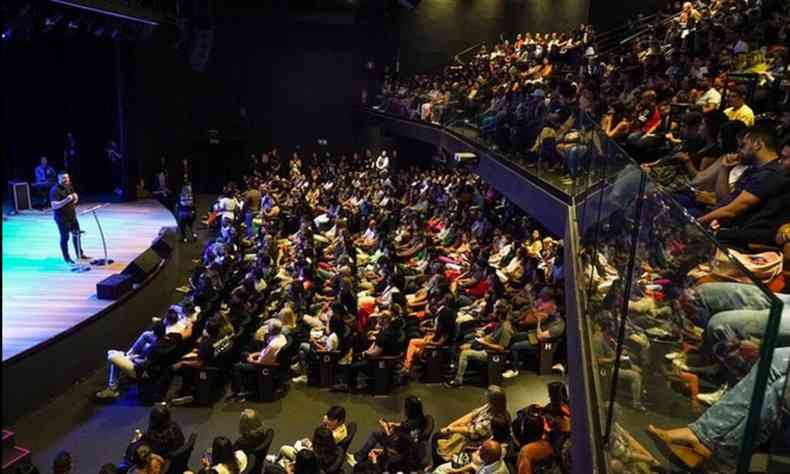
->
122, 248, 162, 284
151, 233, 173, 259
8, 181, 32, 212
97, 273, 134, 300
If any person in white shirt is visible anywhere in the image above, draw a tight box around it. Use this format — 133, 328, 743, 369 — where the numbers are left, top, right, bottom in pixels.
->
375, 151, 389, 173
214, 191, 240, 222
695, 74, 721, 112
229, 319, 287, 398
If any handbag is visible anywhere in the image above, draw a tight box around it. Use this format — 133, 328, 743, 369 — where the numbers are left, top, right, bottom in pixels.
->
711, 248, 783, 284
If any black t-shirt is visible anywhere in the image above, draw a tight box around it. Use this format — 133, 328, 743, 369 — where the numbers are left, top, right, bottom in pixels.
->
197, 338, 216, 365
434, 309, 456, 342
50, 183, 76, 223
375, 325, 401, 356
725, 160, 790, 227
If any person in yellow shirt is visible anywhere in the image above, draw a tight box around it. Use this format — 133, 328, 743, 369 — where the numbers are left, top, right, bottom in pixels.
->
723, 87, 755, 127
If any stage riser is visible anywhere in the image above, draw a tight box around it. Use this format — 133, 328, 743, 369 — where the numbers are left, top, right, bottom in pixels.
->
2, 228, 180, 425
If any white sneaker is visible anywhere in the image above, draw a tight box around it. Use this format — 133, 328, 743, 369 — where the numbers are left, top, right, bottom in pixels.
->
502, 369, 519, 379
175, 286, 191, 293
552, 363, 566, 375
291, 375, 308, 384
346, 453, 357, 467
697, 385, 727, 406
665, 352, 684, 361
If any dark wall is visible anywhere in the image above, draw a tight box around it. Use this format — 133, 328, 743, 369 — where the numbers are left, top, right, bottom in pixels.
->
394, 0, 591, 75
128, 7, 363, 193
588, 0, 665, 32
3, 37, 117, 194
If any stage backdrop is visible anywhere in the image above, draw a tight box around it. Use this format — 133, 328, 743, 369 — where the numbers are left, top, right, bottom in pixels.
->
2, 36, 117, 195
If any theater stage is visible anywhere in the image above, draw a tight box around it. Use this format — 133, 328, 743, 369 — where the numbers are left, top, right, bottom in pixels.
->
1, 199, 176, 362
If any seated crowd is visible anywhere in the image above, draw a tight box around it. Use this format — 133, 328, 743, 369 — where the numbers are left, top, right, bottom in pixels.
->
79, 386, 572, 473
379, 0, 790, 471
84, 145, 570, 472
378, 0, 790, 187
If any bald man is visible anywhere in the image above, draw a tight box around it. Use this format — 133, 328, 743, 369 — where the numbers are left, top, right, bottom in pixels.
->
477, 440, 509, 474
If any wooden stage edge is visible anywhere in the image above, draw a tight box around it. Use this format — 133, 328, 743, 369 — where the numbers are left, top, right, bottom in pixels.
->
2, 199, 177, 363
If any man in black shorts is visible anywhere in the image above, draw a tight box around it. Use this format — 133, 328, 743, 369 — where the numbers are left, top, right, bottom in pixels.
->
50, 172, 89, 265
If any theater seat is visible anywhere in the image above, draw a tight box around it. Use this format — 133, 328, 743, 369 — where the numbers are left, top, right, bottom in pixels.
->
368, 354, 403, 395
485, 350, 506, 387
316, 351, 341, 388
538, 339, 561, 375
422, 346, 451, 384
255, 336, 295, 402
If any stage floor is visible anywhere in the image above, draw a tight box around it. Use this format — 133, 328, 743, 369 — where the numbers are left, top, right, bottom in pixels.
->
2, 199, 176, 362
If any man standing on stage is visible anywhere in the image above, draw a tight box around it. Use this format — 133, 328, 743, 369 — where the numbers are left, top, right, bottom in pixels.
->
50, 172, 89, 265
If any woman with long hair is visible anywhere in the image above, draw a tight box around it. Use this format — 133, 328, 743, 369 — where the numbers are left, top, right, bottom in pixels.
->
311, 426, 340, 472
430, 386, 511, 467
203, 436, 247, 474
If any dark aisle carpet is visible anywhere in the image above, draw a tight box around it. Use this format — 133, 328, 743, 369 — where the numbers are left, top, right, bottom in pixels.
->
11, 370, 564, 472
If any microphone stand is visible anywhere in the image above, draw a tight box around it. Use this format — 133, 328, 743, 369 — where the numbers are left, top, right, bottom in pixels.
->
80, 203, 114, 266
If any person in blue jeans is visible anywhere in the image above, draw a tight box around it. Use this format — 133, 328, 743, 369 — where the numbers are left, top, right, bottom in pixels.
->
648, 346, 789, 469
683, 282, 790, 353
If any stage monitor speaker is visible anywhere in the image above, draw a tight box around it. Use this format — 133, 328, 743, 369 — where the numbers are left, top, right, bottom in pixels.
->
8, 181, 32, 212
151, 232, 174, 260
97, 273, 134, 300
122, 248, 163, 284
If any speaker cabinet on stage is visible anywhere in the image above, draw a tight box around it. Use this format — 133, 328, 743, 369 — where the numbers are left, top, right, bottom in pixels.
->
8, 181, 32, 212
97, 273, 134, 300
122, 248, 163, 284
151, 232, 174, 259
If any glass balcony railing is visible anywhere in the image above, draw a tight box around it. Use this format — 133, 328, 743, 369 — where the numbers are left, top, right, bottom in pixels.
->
573, 111, 787, 474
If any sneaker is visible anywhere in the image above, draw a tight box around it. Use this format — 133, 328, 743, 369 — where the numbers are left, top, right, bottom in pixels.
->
65, 258, 76, 265
502, 369, 519, 379
632, 402, 647, 412
665, 352, 684, 361
330, 384, 350, 393
170, 395, 194, 406
95, 387, 120, 400
672, 358, 691, 371
444, 379, 462, 388
290, 362, 302, 372
175, 286, 191, 293
697, 385, 727, 406
292, 375, 308, 384
346, 453, 357, 467
79, 254, 92, 260
552, 363, 566, 375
